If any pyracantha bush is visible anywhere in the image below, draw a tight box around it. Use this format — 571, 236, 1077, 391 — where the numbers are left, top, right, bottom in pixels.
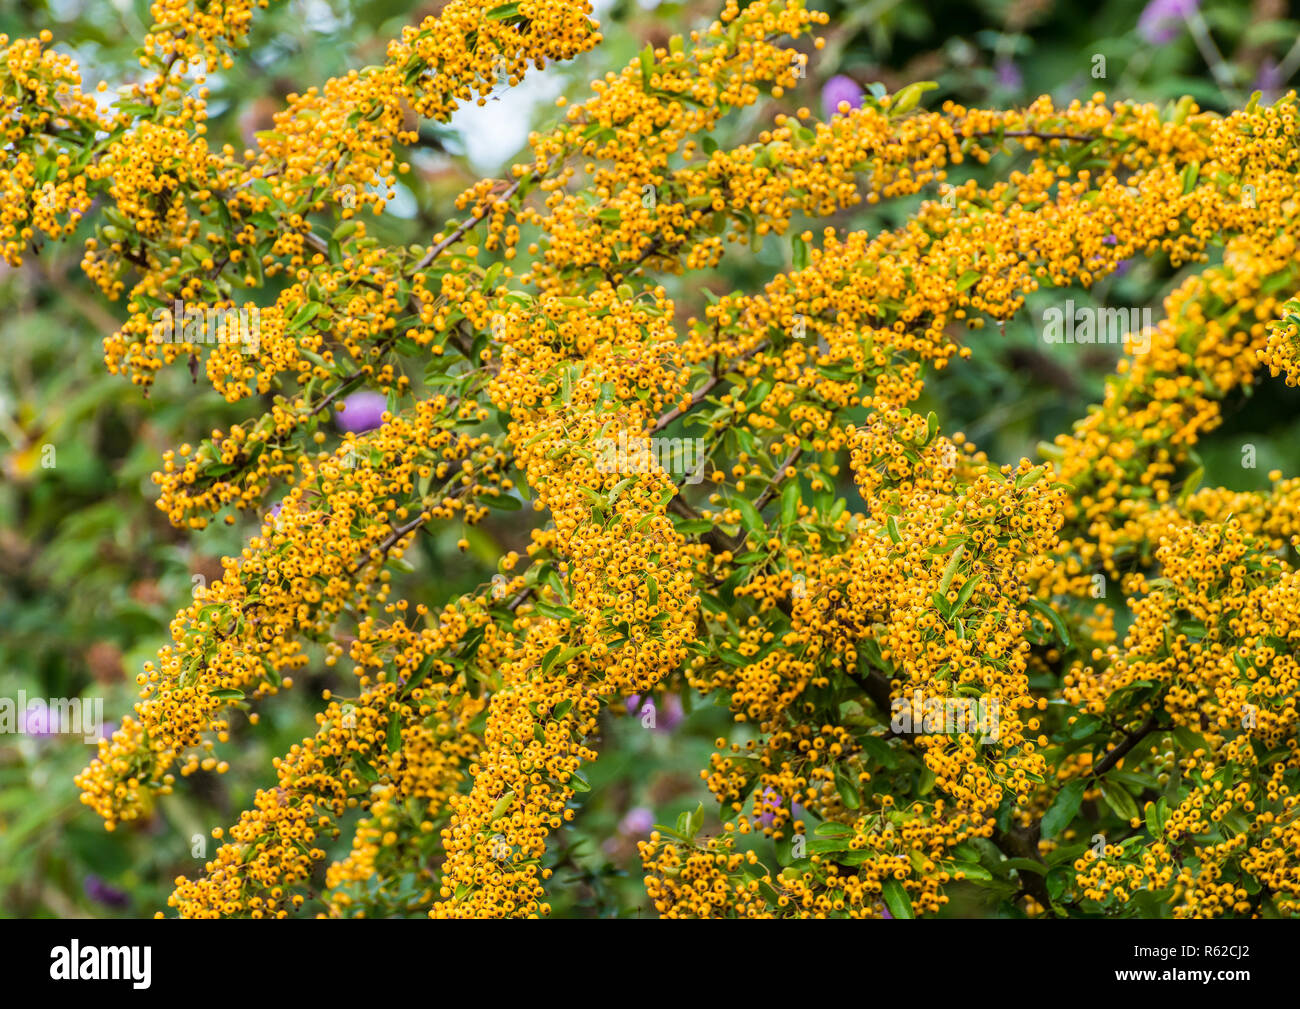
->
3, 0, 1296, 917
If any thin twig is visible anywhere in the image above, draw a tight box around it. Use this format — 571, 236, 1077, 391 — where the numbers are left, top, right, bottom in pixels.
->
414, 174, 528, 271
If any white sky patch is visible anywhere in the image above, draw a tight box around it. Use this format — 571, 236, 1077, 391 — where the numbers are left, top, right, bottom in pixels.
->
451, 66, 563, 175
383, 182, 419, 219
295, 0, 348, 34
451, 0, 618, 174
47, 0, 83, 20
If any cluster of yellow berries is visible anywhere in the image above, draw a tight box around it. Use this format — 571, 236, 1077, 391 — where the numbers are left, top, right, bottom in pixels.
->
0, 31, 100, 266
75, 393, 502, 827
18, 0, 1290, 917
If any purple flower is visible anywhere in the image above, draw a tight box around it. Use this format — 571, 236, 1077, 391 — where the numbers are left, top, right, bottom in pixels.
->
1102, 234, 1118, 246
658, 694, 684, 732
618, 807, 655, 836
1254, 59, 1283, 101
84, 875, 129, 909
1137, 0, 1197, 45
627, 693, 685, 733
754, 787, 806, 828
821, 74, 863, 119
756, 787, 783, 828
335, 391, 388, 433
23, 702, 54, 737
994, 59, 1022, 91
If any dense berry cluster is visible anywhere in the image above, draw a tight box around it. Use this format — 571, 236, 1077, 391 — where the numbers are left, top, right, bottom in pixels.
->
3, 0, 1287, 916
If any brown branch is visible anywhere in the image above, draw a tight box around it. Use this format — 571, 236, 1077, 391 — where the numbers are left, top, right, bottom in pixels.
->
846, 666, 897, 731
346, 513, 429, 578
754, 446, 801, 513
984, 710, 1163, 913
991, 822, 1055, 913
649, 341, 769, 434
1088, 711, 1161, 781
414, 174, 528, 271
972, 129, 1093, 143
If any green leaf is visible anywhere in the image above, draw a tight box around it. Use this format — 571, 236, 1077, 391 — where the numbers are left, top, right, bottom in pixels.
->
891, 81, 937, 114
1173, 724, 1210, 752
1100, 781, 1140, 822
809, 837, 851, 855
952, 573, 983, 616
609, 476, 637, 502
735, 495, 765, 539
676, 802, 703, 840
209, 688, 244, 701
534, 601, 576, 621
289, 303, 321, 332
354, 759, 379, 784
858, 734, 898, 769
545, 645, 589, 673
1045, 842, 1089, 867
938, 542, 966, 595
1177, 466, 1204, 507
1027, 597, 1071, 650
781, 479, 800, 527
835, 770, 860, 810
881, 877, 914, 919
386, 710, 401, 753
1144, 799, 1166, 837
484, 493, 522, 510
791, 235, 808, 271
1002, 857, 1047, 875
489, 790, 515, 823
949, 861, 993, 882
261, 659, 282, 688
1041, 779, 1086, 839
541, 645, 561, 674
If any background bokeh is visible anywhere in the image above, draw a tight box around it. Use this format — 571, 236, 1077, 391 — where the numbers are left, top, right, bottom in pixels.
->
2, 0, 1298, 917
